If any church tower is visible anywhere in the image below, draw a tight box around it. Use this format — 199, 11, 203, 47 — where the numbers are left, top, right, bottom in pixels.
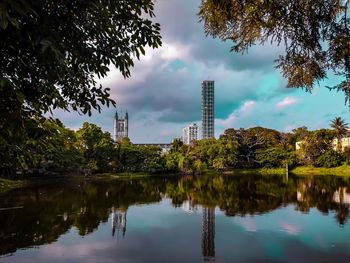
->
114, 110, 129, 141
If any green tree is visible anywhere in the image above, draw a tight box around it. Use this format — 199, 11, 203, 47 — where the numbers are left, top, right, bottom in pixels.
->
0, 0, 161, 174
39, 119, 83, 173
297, 129, 334, 166
232, 127, 281, 167
316, 149, 344, 167
330, 116, 348, 151
342, 146, 350, 163
114, 143, 166, 173
291, 127, 309, 144
199, 0, 350, 101
76, 122, 114, 173
170, 138, 184, 153
2, 118, 83, 176
256, 147, 296, 168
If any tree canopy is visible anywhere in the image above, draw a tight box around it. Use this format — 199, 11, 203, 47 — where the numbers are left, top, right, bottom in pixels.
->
330, 116, 348, 150
0, 0, 161, 170
199, 0, 350, 102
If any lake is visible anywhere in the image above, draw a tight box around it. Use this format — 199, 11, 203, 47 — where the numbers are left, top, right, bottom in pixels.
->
1, 174, 350, 262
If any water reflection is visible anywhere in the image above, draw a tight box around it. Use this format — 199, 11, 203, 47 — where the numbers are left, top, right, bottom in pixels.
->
0, 174, 350, 259
202, 207, 215, 261
111, 208, 127, 238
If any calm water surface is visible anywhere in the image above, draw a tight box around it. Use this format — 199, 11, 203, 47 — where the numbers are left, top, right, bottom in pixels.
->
1, 174, 350, 262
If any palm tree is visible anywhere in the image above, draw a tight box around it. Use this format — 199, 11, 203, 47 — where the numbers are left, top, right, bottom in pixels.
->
330, 117, 348, 151
171, 138, 183, 153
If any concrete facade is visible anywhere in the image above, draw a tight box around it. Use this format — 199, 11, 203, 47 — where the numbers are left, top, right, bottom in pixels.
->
182, 123, 199, 145
201, 80, 215, 139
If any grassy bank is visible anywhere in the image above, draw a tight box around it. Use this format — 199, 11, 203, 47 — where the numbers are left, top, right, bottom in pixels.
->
0, 178, 25, 193
224, 165, 350, 177
95, 172, 179, 179
2, 166, 350, 190
223, 168, 286, 176
290, 166, 350, 177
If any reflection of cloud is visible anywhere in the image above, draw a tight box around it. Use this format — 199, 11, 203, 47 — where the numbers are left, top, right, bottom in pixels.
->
39, 241, 112, 259
239, 217, 257, 232
280, 222, 301, 235
276, 97, 299, 109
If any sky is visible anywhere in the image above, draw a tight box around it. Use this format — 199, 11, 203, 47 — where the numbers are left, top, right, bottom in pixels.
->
52, 0, 349, 143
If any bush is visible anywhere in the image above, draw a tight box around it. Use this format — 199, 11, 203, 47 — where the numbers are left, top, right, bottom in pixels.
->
315, 150, 344, 168
342, 147, 350, 164
256, 147, 296, 168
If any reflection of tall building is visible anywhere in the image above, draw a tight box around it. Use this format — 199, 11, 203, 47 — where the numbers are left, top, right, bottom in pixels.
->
202, 207, 215, 261
111, 208, 127, 238
114, 110, 128, 141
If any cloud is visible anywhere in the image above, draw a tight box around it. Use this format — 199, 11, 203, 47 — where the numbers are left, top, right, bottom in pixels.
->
240, 100, 256, 113
52, 0, 348, 143
276, 97, 299, 109
217, 100, 256, 127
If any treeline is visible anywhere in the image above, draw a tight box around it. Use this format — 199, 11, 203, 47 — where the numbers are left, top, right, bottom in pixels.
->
0, 119, 167, 176
2, 117, 350, 177
168, 121, 350, 174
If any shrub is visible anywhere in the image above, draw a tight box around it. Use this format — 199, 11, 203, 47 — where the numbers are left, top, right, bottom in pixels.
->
315, 150, 343, 168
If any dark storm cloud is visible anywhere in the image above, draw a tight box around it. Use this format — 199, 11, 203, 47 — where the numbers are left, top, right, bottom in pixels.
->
96, 0, 291, 126
106, 57, 202, 123
154, 0, 284, 72
154, 0, 203, 43
55, 1, 347, 143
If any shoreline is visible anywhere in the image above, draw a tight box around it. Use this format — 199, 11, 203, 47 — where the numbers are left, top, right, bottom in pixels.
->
2, 166, 350, 192
224, 166, 350, 177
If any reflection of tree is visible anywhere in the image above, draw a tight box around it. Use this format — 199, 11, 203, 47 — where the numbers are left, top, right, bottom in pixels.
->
0, 178, 166, 256
335, 204, 349, 225
166, 174, 350, 226
202, 207, 215, 261
166, 174, 297, 217
1, 174, 350, 257
295, 176, 350, 225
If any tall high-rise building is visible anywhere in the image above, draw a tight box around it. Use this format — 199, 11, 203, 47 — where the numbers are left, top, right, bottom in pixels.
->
201, 80, 215, 139
182, 123, 198, 145
114, 110, 128, 141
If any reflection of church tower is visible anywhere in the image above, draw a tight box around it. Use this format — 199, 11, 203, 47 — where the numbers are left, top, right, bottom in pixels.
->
111, 208, 127, 238
114, 110, 129, 141
202, 207, 215, 261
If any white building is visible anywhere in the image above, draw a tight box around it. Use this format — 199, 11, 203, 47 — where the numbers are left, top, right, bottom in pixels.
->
296, 132, 350, 152
182, 123, 199, 145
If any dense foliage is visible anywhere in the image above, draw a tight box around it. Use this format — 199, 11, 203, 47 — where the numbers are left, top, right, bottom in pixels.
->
199, 0, 350, 102
167, 119, 349, 173
0, 0, 161, 175
1, 120, 167, 176
167, 127, 296, 173
2, 116, 350, 176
